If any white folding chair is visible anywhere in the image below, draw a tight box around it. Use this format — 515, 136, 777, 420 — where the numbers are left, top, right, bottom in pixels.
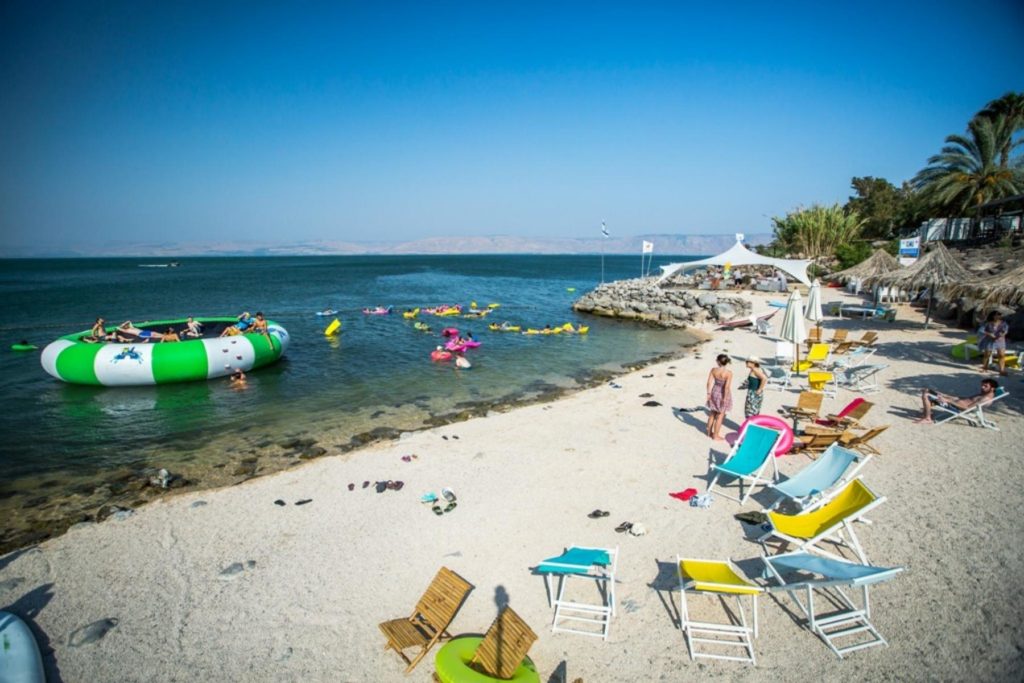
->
932, 388, 1009, 431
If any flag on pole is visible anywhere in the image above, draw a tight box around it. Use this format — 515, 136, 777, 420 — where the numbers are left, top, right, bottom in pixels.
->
642, 240, 653, 254
601, 221, 609, 238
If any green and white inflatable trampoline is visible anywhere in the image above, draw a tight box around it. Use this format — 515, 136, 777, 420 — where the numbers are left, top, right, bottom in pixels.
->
41, 317, 290, 386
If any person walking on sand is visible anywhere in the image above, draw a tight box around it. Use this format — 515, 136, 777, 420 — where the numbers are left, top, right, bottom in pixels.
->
979, 311, 1010, 376
913, 378, 998, 424
705, 354, 733, 440
742, 356, 768, 418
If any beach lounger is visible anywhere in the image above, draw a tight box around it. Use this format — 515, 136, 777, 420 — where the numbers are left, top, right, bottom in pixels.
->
830, 346, 877, 369
827, 329, 849, 345
835, 364, 886, 394
677, 557, 764, 665
433, 607, 539, 682
707, 423, 783, 504
761, 552, 904, 659
791, 430, 845, 455
536, 546, 617, 640
815, 398, 872, 429
759, 478, 885, 563
769, 444, 871, 510
781, 391, 824, 429
805, 328, 822, 349
379, 566, 473, 673
931, 387, 1009, 431
839, 426, 889, 456
835, 332, 878, 354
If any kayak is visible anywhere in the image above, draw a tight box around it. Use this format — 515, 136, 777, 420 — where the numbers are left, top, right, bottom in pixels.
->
315, 309, 338, 316
0, 611, 45, 683
11, 344, 38, 352
488, 324, 521, 332
402, 308, 420, 319
324, 319, 341, 336
363, 306, 392, 315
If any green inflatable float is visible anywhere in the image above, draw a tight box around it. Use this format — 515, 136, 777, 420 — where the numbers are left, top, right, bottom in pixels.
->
40, 317, 290, 386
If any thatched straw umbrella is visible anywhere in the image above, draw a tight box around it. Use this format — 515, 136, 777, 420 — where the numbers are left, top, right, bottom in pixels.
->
867, 242, 975, 327
828, 248, 899, 285
945, 262, 1024, 308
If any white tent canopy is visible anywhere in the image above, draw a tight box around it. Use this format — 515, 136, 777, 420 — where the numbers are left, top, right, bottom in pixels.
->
658, 238, 812, 286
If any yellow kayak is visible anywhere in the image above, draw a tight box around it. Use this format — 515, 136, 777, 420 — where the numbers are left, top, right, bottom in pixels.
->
487, 303, 500, 309
488, 323, 520, 332
402, 308, 420, 319
324, 319, 341, 336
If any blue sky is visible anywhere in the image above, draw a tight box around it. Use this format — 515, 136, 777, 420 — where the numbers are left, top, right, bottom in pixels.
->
1, 1, 1021, 250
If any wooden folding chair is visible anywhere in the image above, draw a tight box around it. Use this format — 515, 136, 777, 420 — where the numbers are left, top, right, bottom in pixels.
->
380, 566, 473, 673
839, 425, 889, 456
828, 329, 849, 345
818, 400, 873, 430
791, 430, 844, 455
849, 331, 878, 349
782, 391, 824, 430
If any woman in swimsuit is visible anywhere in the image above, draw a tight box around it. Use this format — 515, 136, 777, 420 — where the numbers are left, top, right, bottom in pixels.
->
705, 354, 733, 440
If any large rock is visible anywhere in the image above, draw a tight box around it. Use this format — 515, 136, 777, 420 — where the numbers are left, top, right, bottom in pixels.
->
713, 303, 738, 321
697, 292, 719, 307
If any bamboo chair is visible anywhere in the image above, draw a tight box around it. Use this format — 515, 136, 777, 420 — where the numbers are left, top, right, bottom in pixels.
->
380, 566, 473, 674
839, 425, 889, 456
835, 332, 879, 355
791, 430, 844, 455
782, 391, 824, 430
433, 607, 539, 682
828, 329, 849, 345
817, 400, 873, 430
805, 328, 822, 351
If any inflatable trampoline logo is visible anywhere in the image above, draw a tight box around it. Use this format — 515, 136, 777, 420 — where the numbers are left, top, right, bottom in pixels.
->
112, 347, 143, 364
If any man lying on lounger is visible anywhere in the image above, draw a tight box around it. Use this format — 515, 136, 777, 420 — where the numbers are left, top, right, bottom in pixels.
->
913, 378, 998, 424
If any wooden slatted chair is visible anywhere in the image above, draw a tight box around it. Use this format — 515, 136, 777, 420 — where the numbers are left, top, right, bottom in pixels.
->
791, 430, 844, 455
380, 566, 473, 674
433, 607, 540, 682
817, 399, 873, 429
781, 391, 824, 430
828, 329, 849, 345
840, 425, 889, 456
835, 331, 879, 355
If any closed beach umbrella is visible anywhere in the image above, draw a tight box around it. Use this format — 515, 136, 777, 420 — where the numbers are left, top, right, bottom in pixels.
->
805, 278, 823, 337
780, 289, 806, 373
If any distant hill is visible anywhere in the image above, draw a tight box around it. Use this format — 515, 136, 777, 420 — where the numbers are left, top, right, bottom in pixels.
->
1, 233, 770, 258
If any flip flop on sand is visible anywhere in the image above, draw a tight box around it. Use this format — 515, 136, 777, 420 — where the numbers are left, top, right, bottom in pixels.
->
615, 522, 633, 533
441, 487, 458, 513
587, 509, 610, 519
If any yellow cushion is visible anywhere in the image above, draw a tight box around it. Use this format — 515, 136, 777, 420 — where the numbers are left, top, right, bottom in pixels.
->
679, 559, 761, 595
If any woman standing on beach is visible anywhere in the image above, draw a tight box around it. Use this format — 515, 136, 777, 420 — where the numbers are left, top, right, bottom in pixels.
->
742, 357, 767, 418
705, 354, 733, 440
979, 311, 1009, 375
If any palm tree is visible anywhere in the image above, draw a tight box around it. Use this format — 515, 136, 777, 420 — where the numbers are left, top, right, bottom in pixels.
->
913, 115, 1022, 217
976, 92, 1024, 166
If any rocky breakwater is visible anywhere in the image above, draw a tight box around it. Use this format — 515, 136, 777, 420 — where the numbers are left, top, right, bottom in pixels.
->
572, 278, 751, 328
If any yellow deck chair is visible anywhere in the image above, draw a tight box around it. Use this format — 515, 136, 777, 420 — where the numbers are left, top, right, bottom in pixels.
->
793, 343, 830, 372
759, 478, 885, 563
677, 557, 764, 665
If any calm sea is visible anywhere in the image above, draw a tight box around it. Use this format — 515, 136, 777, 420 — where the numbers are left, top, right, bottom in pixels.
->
0, 254, 700, 549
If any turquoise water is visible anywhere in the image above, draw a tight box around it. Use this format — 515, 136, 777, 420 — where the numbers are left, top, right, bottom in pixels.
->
0, 255, 700, 547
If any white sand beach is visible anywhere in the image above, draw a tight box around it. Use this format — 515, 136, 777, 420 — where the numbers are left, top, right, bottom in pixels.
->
2, 290, 1022, 682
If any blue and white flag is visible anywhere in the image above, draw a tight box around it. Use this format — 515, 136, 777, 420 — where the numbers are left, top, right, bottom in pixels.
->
601, 221, 609, 238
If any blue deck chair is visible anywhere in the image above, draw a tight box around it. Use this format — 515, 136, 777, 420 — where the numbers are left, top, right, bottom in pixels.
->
769, 444, 871, 511
932, 387, 1009, 431
761, 551, 904, 658
707, 424, 783, 504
